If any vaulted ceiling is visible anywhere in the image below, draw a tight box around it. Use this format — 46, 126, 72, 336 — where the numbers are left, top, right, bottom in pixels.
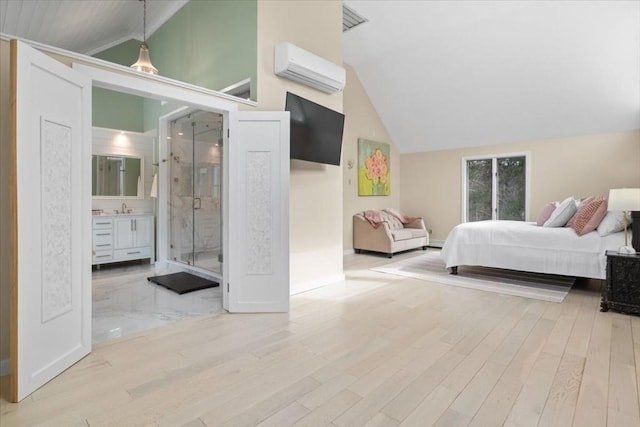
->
2, 0, 638, 153
0, 0, 188, 55
343, 0, 640, 152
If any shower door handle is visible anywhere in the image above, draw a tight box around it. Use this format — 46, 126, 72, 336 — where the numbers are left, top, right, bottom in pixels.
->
194, 198, 202, 210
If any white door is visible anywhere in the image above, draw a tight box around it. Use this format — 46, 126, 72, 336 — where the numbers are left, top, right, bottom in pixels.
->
10, 40, 91, 402
225, 111, 290, 312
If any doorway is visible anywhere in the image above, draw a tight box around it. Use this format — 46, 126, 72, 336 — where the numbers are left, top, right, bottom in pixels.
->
168, 110, 224, 275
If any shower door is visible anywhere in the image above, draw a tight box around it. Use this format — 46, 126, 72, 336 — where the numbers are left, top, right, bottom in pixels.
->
169, 110, 223, 274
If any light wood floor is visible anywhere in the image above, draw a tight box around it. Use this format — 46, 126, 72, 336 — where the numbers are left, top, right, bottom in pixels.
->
2, 250, 640, 427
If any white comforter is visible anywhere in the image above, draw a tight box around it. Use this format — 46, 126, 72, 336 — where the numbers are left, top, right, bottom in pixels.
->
441, 220, 623, 279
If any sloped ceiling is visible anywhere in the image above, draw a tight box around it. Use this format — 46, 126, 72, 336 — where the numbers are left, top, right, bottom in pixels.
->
0, 0, 188, 55
343, 0, 640, 153
1, 1, 638, 154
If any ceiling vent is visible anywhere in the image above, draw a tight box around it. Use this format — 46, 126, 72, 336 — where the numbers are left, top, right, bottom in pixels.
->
274, 42, 346, 93
343, 4, 368, 32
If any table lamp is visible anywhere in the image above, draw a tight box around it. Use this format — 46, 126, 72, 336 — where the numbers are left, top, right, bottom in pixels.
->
608, 188, 640, 254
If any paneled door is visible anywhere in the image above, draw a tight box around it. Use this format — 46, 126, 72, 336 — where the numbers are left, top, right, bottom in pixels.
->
225, 112, 290, 312
10, 40, 92, 401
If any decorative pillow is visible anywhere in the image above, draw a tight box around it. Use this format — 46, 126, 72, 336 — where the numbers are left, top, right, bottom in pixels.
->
544, 197, 577, 227
536, 202, 558, 226
566, 196, 595, 228
597, 210, 626, 236
570, 197, 608, 236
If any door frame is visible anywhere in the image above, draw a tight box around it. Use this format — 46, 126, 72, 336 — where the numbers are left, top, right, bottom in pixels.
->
71, 64, 239, 311
157, 107, 225, 281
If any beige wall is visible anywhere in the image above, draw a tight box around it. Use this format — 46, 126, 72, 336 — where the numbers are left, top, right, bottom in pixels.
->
256, 0, 345, 286
400, 130, 640, 243
342, 64, 400, 250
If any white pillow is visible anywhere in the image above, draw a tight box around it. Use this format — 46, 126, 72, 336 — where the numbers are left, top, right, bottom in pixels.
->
544, 197, 577, 227
597, 211, 626, 236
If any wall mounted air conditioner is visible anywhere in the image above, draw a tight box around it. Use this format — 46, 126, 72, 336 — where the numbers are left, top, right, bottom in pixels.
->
274, 42, 346, 94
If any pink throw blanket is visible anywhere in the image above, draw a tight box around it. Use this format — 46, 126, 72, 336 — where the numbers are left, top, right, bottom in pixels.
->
363, 210, 385, 228
384, 208, 418, 224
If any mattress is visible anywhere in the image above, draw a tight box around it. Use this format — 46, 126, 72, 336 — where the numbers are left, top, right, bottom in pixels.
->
440, 220, 624, 279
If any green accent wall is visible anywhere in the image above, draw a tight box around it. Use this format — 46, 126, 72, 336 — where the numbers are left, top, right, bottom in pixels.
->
148, 0, 257, 99
91, 0, 257, 132
92, 87, 145, 132
93, 39, 141, 65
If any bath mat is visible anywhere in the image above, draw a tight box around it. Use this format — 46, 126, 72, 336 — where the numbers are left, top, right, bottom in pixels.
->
147, 272, 219, 295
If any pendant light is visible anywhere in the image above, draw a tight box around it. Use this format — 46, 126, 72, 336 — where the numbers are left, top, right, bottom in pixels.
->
130, 0, 158, 75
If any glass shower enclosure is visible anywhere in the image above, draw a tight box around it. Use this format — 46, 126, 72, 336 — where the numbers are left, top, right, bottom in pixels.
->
169, 110, 223, 274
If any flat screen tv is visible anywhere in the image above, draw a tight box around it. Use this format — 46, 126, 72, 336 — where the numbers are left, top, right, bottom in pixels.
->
285, 92, 345, 166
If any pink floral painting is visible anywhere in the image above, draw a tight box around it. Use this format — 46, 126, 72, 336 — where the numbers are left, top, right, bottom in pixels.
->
358, 139, 390, 196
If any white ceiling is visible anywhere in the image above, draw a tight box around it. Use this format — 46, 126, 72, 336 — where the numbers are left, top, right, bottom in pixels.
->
0, 0, 187, 55
343, 0, 640, 152
1, 0, 638, 153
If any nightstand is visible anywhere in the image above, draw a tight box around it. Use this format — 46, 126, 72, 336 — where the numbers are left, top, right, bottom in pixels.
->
600, 251, 640, 315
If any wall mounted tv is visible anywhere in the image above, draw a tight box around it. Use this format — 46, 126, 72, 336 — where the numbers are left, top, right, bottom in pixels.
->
285, 92, 345, 166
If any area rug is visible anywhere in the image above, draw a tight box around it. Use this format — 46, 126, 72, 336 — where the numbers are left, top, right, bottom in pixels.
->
371, 251, 575, 302
147, 272, 219, 295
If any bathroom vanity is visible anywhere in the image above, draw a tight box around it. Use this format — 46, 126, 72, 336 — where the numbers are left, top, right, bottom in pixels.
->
92, 214, 154, 266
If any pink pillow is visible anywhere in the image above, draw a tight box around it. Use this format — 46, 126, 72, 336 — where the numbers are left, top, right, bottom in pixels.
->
566, 196, 595, 228
536, 202, 558, 226
571, 197, 608, 236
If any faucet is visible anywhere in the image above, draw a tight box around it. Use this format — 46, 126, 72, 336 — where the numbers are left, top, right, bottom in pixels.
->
122, 202, 127, 214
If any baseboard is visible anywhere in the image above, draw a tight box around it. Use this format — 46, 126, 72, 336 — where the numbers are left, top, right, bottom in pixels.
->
343, 248, 355, 256
429, 240, 445, 248
291, 273, 345, 295
0, 358, 10, 376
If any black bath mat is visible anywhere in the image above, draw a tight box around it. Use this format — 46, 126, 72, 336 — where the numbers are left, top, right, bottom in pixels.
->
147, 272, 219, 295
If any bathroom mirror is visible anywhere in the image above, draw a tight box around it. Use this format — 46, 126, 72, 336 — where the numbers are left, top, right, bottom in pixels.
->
92, 154, 143, 198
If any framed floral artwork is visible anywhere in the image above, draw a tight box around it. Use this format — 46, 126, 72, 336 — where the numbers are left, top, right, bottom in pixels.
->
358, 138, 390, 196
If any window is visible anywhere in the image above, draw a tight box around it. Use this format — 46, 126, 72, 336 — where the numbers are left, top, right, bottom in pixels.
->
462, 153, 529, 222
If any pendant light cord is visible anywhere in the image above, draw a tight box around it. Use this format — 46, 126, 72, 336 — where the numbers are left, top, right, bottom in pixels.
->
143, 0, 147, 42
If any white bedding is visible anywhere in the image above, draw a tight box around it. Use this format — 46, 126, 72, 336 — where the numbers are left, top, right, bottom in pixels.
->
441, 220, 623, 279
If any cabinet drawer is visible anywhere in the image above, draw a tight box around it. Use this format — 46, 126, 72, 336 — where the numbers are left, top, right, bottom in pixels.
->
93, 218, 113, 229
92, 250, 113, 263
93, 232, 113, 248
113, 246, 151, 260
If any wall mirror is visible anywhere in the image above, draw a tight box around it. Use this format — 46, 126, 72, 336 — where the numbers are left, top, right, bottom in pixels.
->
92, 154, 144, 198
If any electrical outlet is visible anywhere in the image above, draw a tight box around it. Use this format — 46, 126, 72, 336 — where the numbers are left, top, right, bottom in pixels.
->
428, 228, 433, 234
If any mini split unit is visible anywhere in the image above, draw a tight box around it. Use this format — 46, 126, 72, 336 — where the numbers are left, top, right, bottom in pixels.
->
274, 42, 346, 94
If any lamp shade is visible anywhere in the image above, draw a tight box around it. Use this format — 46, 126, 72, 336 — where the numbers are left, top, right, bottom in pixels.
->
608, 188, 640, 211
130, 43, 158, 75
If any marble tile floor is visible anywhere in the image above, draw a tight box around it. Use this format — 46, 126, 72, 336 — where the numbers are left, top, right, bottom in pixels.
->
92, 262, 223, 344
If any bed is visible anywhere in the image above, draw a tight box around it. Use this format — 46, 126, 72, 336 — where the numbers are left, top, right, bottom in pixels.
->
440, 220, 624, 280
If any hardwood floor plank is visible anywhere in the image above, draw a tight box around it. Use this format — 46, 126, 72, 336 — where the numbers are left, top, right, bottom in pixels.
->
398, 385, 458, 427
380, 350, 464, 422
292, 389, 361, 427
468, 318, 555, 427
572, 312, 612, 427
334, 369, 420, 427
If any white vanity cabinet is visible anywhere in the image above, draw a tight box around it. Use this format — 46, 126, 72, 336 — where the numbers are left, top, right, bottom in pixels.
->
92, 215, 154, 265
